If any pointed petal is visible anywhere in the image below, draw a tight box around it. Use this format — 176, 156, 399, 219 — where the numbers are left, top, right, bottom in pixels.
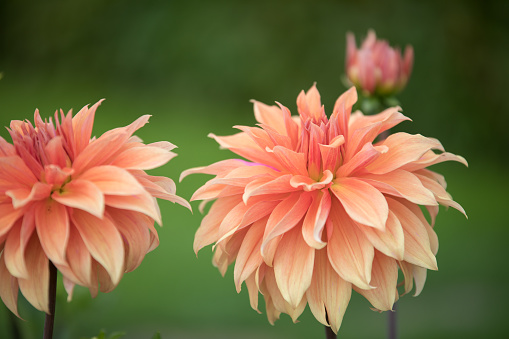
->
79, 165, 145, 196
72, 100, 103, 155
65, 224, 93, 287
306, 248, 352, 334
366, 133, 443, 174
327, 202, 374, 289
111, 145, 176, 170
52, 179, 104, 218
273, 226, 315, 308
355, 251, 398, 311
243, 174, 298, 203
71, 209, 124, 285
358, 169, 437, 206
0, 253, 20, 317
0, 204, 24, 238
358, 210, 405, 260
0, 156, 38, 188
331, 177, 388, 229
234, 219, 265, 292
387, 198, 437, 270
18, 236, 49, 313
34, 200, 69, 265
193, 196, 240, 254
180, 159, 246, 181
106, 208, 153, 273
261, 193, 312, 255
6, 182, 52, 209
104, 190, 161, 225
302, 190, 331, 249
252, 100, 286, 135
4, 220, 29, 278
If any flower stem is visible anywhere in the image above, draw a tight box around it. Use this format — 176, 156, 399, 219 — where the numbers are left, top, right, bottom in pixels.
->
388, 302, 397, 339
324, 325, 337, 339
43, 261, 57, 339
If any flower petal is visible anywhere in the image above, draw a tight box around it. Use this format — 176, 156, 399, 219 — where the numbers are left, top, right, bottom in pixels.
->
0, 252, 20, 317
234, 218, 265, 292
354, 251, 398, 311
306, 249, 352, 334
34, 200, 69, 266
327, 201, 374, 289
388, 197, 437, 270
366, 133, 443, 174
104, 190, 161, 225
358, 169, 437, 206
71, 209, 124, 285
79, 165, 145, 196
111, 145, 176, 170
331, 177, 388, 229
18, 235, 49, 313
302, 189, 331, 249
52, 179, 105, 218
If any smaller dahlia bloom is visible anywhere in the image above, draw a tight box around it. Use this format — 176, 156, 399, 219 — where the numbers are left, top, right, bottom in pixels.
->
0, 101, 190, 316
346, 30, 414, 96
182, 85, 466, 333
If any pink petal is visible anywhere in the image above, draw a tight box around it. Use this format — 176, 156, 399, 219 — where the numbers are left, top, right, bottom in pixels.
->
234, 219, 265, 292
252, 100, 286, 135
65, 225, 93, 287
3, 220, 29, 278
104, 190, 161, 225
72, 131, 129, 175
18, 236, 49, 313
306, 249, 352, 334
111, 145, 176, 170
6, 182, 52, 209
366, 133, 444, 174
0, 253, 20, 317
387, 197, 437, 270
243, 174, 298, 203
179, 159, 247, 181
193, 196, 240, 254
52, 179, 105, 218
302, 190, 331, 249
358, 169, 437, 206
336, 143, 388, 177
331, 177, 388, 229
72, 209, 124, 285
354, 251, 398, 311
332, 86, 357, 139
0, 156, 38, 188
79, 165, 145, 196
358, 210, 405, 260
327, 201, 374, 289
0, 203, 24, 238
261, 193, 312, 256
34, 199, 70, 265
72, 100, 103, 155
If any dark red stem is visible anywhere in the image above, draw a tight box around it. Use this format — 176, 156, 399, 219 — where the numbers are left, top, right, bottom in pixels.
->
43, 261, 57, 339
388, 302, 397, 339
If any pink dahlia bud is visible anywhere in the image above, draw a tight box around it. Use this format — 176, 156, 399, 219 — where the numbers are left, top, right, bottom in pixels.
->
183, 85, 466, 334
0, 101, 190, 316
346, 30, 414, 96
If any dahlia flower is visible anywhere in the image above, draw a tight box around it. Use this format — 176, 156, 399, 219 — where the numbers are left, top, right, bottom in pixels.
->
0, 101, 189, 316
182, 85, 466, 333
346, 30, 414, 96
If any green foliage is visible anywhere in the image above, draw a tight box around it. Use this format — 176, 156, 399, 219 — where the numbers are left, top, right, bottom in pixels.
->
81, 330, 125, 339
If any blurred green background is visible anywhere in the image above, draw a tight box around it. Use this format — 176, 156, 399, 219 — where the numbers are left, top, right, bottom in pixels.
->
0, 0, 507, 338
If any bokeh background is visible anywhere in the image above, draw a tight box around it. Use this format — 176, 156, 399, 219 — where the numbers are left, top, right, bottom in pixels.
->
0, 0, 507, 338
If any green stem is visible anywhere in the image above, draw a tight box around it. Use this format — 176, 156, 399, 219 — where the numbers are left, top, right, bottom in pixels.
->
43, 261, 57, 339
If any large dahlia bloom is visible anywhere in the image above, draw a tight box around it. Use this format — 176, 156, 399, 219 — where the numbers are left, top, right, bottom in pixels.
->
0, 101, 189, 315
346, 30, 414, 96
182, 85, 466, 333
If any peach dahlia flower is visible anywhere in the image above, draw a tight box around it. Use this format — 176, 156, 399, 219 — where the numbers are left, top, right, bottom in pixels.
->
0, 101, 189, 315
346, 30, 414, 96
182, 85, 466, 333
